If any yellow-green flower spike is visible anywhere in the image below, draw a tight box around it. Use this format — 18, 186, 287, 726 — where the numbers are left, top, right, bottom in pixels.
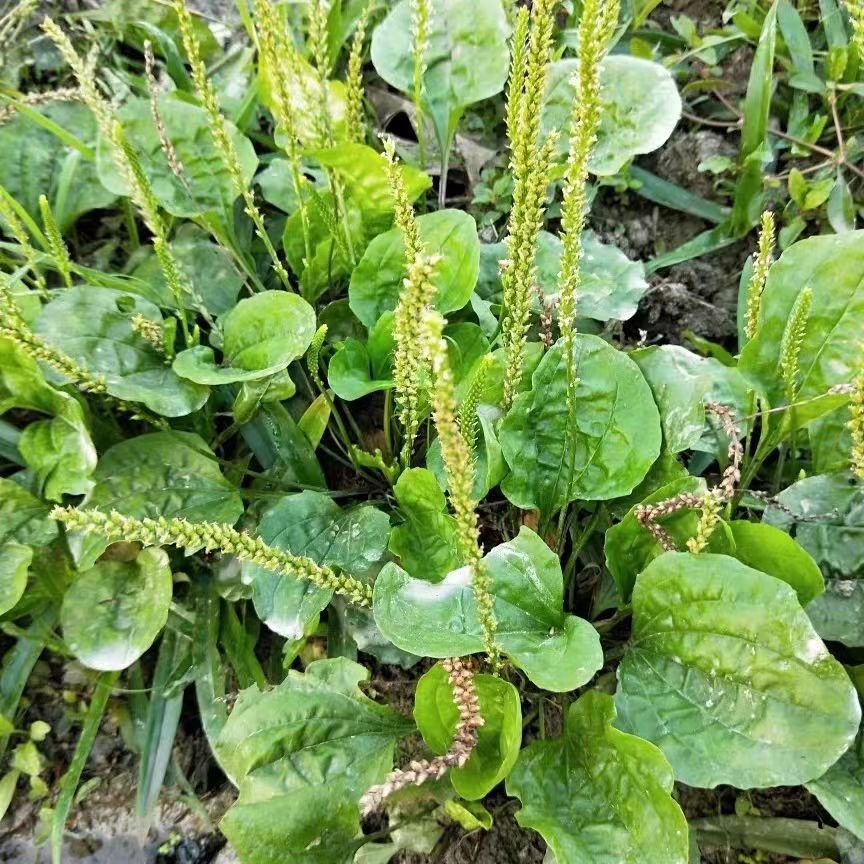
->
555, 0, 618, 504
39, 195, 72, 289
744, 211, 775, 341
253, 0, 314, 269
458, 353, 494, 461
131, 314, 165, 355
500, 0, 559, 411
345, 3, 372, 144
504, 6, 530, 146
383, 138, 436, 467
780, 287, 812, 404
686, 491, 722, 554
411, 0, 431, 168
850, 361, 864, 480
557, 0, 619, 346
308, 0, 335, 145
41, 17, 112, 138
307, 323, 328, 390
52, 507, 373, 607
0, 185, 46, 294
174, 0, 290, 288
846, 0, 864, 61
424, 312, 501, 671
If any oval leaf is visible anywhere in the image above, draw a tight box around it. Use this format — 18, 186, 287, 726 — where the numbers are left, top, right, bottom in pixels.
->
34, 286, 209, 417
543, 56, 681, 176
500, 335, 661, 512
349, 210, 480, 329
615, 552, 861, 788
61, 547, 172, 671
414, 664, 521, 800
507, 691, 689, 864
374, 526, 603, 692
242, 491, 390, 640
68, 432, 243, 570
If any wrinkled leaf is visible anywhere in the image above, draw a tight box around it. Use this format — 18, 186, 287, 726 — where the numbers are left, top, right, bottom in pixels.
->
615, 552, 861, 788
242, 491, 390, 640
765, 472, 864, 579
68, 432, 243, 570
0, 103, 115, 230
631, 346, 709, 454
476, 232, 648, 322
389, 468, 461, 583
807, 738, 864, 842
374, 527, 603, 692
371, 0, 510, 150
0, 477, 58, 548
508, 691, 689, 864
34, 286, 209, 417
215, 658, 413, 864
415, 664, 521, 800
129, 224, 245, 316
500, 335, 661, 513
61, 547, 172, 671
805, 580, 864, 647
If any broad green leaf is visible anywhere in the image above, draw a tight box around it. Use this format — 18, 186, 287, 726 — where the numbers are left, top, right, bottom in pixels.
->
0, 103, 115, 230
414, 664, 521, 800
607, 453, 689, 519
0, 477, 58, 548
765, 472, 864, 578
374, 527, 603, 692
0, 543, 31, 616
215, 658, 413, 864
615, 552, 861, 788
500, 335, 661, 513
34, 286, 209, 417
542, 57, 681, 176
242, 491, 390, 640
728, 520, 824, 606
97, 95, 258, 218
68, 431, 243, 570
129, 224, 245, 316
631, 346, 709, 454
604, 476, 734, 602
389, 468, 460, 582
328, 313, 396, 401
349, 210, 480, 329
338, 601, 421, 669
476, 232, 648, 322
371, 0, 510, 151
807, 738, 864, 842
740, 232, 864, 420
61, 547, 172, 671
806, 580, 864, 647
507, 691, 689, 864
0, 339, 96, 501
308, 143, 431, 217
173, 291, 316, 385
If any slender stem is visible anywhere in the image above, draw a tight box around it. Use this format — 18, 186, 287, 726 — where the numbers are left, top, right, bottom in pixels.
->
123, 199, 140, 251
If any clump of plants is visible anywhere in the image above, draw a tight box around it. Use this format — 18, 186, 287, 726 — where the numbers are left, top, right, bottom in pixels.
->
0, 0, 863, 862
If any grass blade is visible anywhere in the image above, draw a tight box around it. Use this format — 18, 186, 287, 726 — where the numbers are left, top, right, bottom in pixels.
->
51, 671, 120, 864
630, 166, 728, 224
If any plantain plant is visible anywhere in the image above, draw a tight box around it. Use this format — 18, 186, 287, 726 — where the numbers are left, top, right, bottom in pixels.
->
0, 1, 863, 863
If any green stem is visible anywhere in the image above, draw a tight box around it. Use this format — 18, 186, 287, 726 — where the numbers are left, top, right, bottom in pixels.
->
123, 199, 140, 251
52, 671, 120, 864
